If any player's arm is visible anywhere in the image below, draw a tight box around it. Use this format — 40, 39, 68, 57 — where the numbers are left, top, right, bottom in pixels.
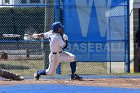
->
62, 34, 68, 49
58, 33, 68, 49
32, 31, 51, 39
32, 33, 44, 39
63, 40, 68, 49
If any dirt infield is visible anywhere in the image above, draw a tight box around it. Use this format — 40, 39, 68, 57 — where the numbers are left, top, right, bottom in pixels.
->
0, 78, 140, 89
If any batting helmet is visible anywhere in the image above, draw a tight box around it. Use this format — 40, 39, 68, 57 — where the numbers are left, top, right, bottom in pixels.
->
51, 22, 63, 33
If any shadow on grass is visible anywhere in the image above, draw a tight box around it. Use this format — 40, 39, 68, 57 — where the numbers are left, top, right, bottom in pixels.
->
0, 64, 30, 70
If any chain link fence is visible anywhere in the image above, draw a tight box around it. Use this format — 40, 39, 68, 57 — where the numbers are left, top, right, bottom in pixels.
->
0, 0, 129, 77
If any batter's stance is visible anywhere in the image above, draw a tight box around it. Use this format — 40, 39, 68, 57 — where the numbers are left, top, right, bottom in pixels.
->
33, 22, 82, 80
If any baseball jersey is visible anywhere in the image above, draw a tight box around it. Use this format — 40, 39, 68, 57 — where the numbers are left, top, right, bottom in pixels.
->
43, 30, 66, 52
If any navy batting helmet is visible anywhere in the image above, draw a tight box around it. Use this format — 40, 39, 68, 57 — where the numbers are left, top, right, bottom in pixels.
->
51, 22, 63, 33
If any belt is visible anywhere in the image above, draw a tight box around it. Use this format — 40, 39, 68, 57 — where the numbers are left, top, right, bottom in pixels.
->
52, 51, 62, 54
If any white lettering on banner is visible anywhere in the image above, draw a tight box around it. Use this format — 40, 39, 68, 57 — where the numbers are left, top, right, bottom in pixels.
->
94, 0, 112, 37
75, 0, 93, 37
66, 42, 124, 53
76, 0, 112, 37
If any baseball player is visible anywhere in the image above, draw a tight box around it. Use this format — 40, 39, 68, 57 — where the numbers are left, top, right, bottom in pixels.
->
33, 22, 82, 80
0, 69, 24, 81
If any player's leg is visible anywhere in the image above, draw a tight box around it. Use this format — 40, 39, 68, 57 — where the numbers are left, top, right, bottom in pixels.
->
34, 68, 48, 81
70, 62, 82, 80
61, 51, 82, 80
0, 69, 24, 81
34, 53, 60, 80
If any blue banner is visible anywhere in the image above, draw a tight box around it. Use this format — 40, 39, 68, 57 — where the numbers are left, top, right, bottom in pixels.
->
63, 0, 128, 61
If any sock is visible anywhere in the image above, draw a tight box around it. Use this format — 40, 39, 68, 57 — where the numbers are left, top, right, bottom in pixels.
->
37, 69, 46, 75
70, 62, 76, 75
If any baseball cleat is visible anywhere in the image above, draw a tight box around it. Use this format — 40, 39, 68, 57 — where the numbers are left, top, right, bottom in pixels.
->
71, 74, 82, 81
34, 72, 40, 81
11, 74, 24, 81
16, 75, 24, 81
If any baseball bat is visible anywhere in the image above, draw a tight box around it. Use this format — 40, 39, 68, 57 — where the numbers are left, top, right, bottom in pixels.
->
1, 34, 21, 37
1, 34, 38, 40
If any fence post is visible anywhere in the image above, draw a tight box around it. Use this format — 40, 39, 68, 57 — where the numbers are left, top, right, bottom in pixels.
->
55, 0, 61, 75
127, 0, 130, 73
43, 0, 54, 69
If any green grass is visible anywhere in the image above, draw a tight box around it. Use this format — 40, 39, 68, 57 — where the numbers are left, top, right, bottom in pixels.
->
0, 59, 43, 75
0, 60, 108, 75
1, 59, 140, 76
61, 62, 108, 75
